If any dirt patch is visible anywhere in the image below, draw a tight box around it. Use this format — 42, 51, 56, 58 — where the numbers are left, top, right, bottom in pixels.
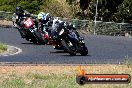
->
0, 20, 12, 28
0, 64, 131, 75
0, 65, 131, 88
0, 20, 12, 25
0, 45, 22, 56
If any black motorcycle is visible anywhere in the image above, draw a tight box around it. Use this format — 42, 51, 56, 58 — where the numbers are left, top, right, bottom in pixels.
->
51, 22, 88, 56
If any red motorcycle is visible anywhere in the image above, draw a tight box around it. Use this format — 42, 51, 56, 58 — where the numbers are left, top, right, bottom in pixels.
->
12, 14, 48, 44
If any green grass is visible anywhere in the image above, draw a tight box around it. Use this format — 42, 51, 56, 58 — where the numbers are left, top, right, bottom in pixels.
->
0, 43, 7, 53
0, 73, 77, 88
0, 71, 131, 88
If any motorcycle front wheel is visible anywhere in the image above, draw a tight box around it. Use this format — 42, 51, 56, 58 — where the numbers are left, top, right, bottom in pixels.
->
79, 44, 88, 56
61, 40, 76, 56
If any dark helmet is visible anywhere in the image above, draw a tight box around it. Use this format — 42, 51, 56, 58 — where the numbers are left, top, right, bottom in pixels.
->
15, 6, 24, 16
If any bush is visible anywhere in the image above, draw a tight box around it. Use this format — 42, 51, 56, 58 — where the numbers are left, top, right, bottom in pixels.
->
19, 0, 41, 14
40, 0, 73, 18
0, 5, 14, 12
0, 43, 7, 53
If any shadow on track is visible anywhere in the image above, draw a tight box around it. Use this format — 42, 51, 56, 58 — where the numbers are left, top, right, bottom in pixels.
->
61, 54, 91, 57
50, 50, 67, 53
50, 50, 91, 56
21, 42, 46, 45
21, 42, 34, 45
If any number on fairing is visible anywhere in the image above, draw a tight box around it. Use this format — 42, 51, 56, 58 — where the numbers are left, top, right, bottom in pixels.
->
24, 18, 34, 28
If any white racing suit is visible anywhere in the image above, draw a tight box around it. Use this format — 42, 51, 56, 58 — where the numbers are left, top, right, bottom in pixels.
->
51, 18, 79, 40
50, 18, 64, 39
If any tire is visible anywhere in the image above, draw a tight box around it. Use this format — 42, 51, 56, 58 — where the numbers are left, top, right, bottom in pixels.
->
29, 36, 38, 44
61, 40, 76, 56
79, 45, 88, 56
25, 37, 30, 41
18, 30, 26, 38
32, 40, 38, 44
27, 30, 38, 44
34, 31, 45, 45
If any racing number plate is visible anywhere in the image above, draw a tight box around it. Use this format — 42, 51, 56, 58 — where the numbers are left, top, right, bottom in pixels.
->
24, 18, 34, 28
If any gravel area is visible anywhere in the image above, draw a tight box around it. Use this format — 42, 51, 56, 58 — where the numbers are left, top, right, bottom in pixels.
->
0, 20, 12, 27
0, 64, 131, 75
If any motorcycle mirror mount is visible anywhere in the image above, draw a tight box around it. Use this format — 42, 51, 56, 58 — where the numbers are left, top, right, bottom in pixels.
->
79, 37, 84, 40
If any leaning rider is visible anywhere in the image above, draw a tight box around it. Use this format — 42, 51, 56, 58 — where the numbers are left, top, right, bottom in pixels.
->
37, 12, 51, 33
37, 12, 52, 44
13, 6, 37, 38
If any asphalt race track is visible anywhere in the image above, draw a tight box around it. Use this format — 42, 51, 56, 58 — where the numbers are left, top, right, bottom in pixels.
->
0, 27, 132, 64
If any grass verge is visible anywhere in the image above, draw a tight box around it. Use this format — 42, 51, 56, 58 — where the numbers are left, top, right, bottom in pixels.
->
0, 43, 7, 53
0, 65, 131, 88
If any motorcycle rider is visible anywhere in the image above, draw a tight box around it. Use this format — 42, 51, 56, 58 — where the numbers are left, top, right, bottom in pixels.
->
13, 6, 37, 38
37, 12, 80, 46
37, 12, 78, 39
37, 12, 65, 47
14, 6, 35, 19
51, 17, 80, 40
37, 12, 51, 33
37, 12, 53, 44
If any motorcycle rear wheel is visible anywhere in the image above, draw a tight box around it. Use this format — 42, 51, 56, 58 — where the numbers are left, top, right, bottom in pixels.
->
34, 31, 45, 45
27, 31, 38, 44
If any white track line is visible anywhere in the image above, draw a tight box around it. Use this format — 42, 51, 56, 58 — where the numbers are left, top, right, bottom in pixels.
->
8, 45, 22, 55
0, 45, 22, 56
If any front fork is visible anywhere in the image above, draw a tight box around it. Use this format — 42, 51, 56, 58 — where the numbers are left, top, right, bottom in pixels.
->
77, 39, 86, 51
18, 28, 26, 38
